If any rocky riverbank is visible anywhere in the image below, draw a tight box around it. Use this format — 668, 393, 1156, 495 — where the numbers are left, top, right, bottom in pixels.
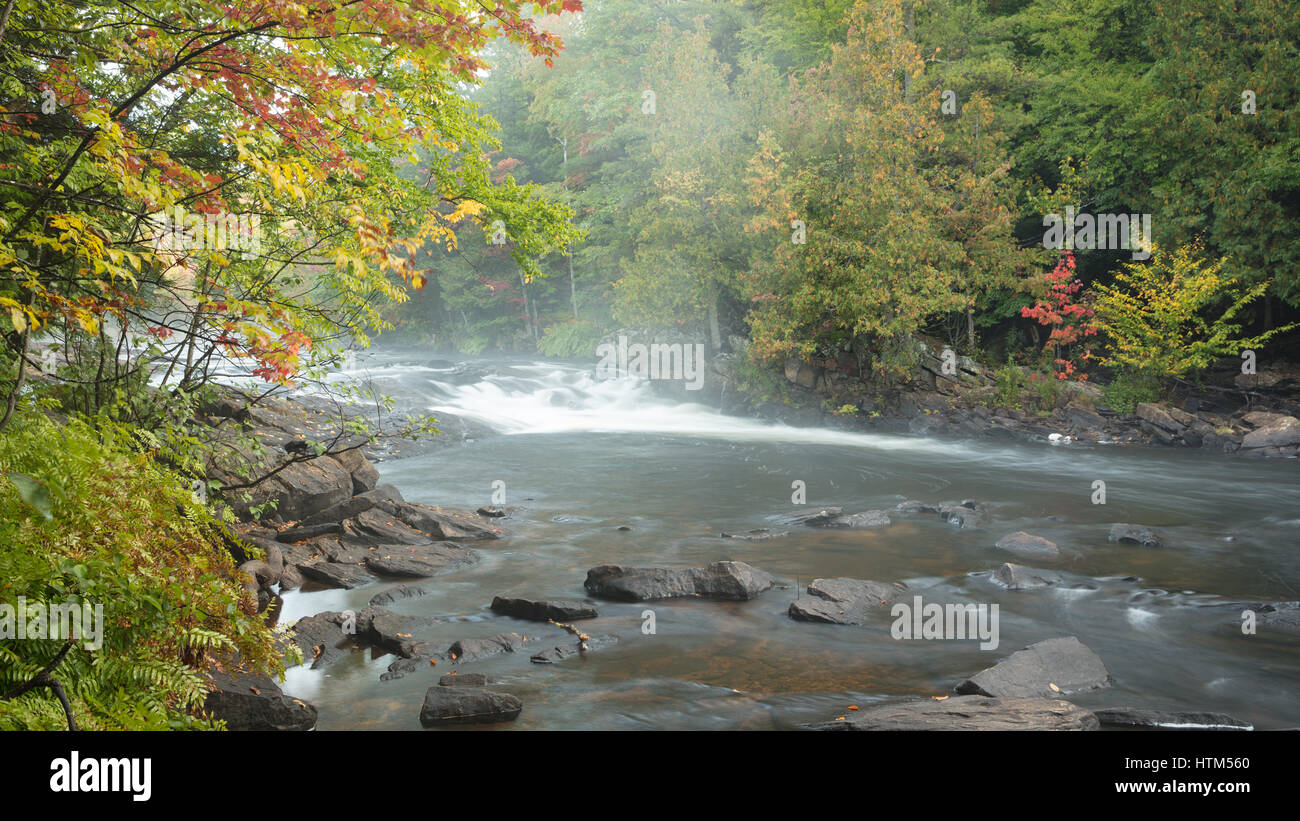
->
701, 338, 1300, 460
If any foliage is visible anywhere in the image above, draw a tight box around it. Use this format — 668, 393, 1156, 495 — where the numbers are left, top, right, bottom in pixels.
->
0, 404, 285, 730
1100, 368, 1165, 414
1089, 243, 1296, 380
1020, 251, 1097, 380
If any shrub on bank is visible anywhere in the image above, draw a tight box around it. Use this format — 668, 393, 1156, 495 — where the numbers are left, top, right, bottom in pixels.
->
0, 403, 284, 730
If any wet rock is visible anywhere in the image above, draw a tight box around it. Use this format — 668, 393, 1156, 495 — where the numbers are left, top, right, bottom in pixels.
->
490, 596, 597, 621
939, 500, 987, 528
366, 609, 435, 658
805, 696, 1097, 731
275, 521, 342, 542
584, 561, 773, 602
955, 636, 1111, 699
270, 457, 354, 521
895, 500, 941, 515
477, 506, 508, 518
342, 508, 432, 546
238, 559, 277, 589
1108, 523, 1163, 547
788, 578, 905, 625
777, 507, 843, 526
203, 664, 317, 731
720, 528, 789, 541
369, 583, 430, 606
290, 610, 368, 668
1094, 707, 1252, 730
378, 500, 505, 541
278, 564, 303, 591
530, 635, 617, 664
1256, 601, 1300, 631
1241, 415, 1300, 449
298, 560, 373, 589
824, 510, 892, 529
995, 531, 1060, 558
993, 563, 1058, 590
366, 542, 475, 578
319, 539, 371, 564
447, 632, 528, 663
1136, 402, 1184, 433
329, 447, 380, 494
439, 672, 486, 687
382, 654, 441, 682
301, 484, 404, 526
419, 687, 521, 726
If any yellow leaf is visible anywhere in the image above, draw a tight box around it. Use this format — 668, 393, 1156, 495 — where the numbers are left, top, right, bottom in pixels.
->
9, 307, 25, 333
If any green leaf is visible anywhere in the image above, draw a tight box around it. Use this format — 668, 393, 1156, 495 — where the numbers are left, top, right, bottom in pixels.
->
8, 472, 53, 520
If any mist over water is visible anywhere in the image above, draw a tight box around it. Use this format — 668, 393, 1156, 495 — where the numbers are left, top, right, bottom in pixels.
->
281, 350, 1300, 730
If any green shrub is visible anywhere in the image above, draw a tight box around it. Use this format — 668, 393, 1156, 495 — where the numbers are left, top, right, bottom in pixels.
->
0, 404, 287, 730
1101, 369, 1165, 414
537, 320, 604, 358
990, 360, 1026, 408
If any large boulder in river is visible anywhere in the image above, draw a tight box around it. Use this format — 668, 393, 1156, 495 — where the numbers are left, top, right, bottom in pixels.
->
584, 561, 773, 602
955, 636, 1111, 698
995, 531, 1060, 559
490, 596, 597, 621
342, 508, 432, 545
419, 687, 522, 726
788, 578, 905, 625
1241, 415, 1300, 450
806, 696, 1097, 731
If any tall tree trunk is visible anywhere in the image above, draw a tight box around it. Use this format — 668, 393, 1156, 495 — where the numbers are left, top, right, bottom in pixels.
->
708, 294, 722, 352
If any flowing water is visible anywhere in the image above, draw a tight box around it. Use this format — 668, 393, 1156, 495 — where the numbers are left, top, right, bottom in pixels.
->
276, 349, 1300, 730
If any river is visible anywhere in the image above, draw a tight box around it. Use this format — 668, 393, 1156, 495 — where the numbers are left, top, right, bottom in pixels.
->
275, 349, 1300, 730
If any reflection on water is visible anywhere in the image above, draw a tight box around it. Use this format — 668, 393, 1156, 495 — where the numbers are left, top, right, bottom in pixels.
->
277, 351, 1300, 730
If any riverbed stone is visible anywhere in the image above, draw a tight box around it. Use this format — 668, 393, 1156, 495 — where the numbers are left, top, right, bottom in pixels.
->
377, 500, 505, 541
447, 632, 528, 663
1108, 523, 1163, 547
995, 531, 1060, 558
805, 696, 1098, 731
993, 563, 1058, 589
369, 583, 430, 606
955, 636, 1111, 698
584, 561, 773, 602
788, 578, 905, 625
824, 510, 892, 529
419, 687, 522, 726
490, 596, 597, 621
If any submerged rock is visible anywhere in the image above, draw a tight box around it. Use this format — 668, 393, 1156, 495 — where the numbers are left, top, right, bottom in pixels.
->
584, 561, 773, 602
995, 531, 1060, 558
1108, 523, 1163, 547
955, 636, 1111, 699
806, 696, 1097, 731
720, 528, 789, 541
297, 560, 372, 589
788, 578, 905, 625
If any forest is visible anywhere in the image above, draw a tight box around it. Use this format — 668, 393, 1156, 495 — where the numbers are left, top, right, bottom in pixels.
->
0, 0, 1297, 745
